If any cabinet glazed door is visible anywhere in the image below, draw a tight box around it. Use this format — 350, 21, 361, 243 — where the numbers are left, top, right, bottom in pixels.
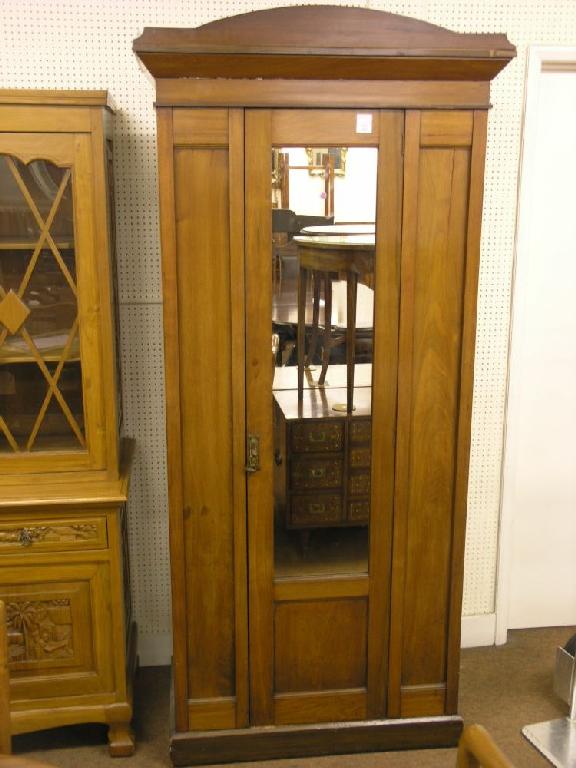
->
245, 109, 403, 726
0, 134, 107, 473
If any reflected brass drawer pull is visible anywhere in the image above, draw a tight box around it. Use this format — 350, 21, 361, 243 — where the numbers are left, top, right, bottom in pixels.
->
290, 494, 342, 525
309, 467, 326, 479
291, 422, 344, 453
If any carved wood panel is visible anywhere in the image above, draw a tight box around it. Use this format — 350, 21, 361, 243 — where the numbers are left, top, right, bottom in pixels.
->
7, 598, 74, 662
0, 560, 114, 701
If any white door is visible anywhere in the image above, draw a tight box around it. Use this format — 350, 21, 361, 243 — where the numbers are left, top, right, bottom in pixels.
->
500, 49, 576, 634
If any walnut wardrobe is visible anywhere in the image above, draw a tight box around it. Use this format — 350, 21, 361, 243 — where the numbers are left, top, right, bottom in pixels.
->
134, 8, 515, 764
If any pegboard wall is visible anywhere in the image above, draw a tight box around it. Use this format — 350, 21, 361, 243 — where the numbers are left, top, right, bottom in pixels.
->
2, 0, 575, 662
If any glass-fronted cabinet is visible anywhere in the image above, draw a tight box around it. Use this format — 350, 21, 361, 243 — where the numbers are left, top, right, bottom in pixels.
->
0, 99, 120, 477
0, 91, 134, 756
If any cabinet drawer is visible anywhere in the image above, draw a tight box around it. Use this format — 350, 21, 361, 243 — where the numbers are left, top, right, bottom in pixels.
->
291, 456, 343, 490
291, 422, 344, 453
0, 516, 108, 554
350, 446, 371, 469
348, 499, 370, 523
349, 419, 371, 444
290, 494, 343, 526
349, 472, 371, 496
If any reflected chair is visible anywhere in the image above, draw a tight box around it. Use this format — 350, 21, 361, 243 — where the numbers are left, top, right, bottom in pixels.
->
456, 725, 515, 768
0, 601, 58, 767
271, 209, 333, 291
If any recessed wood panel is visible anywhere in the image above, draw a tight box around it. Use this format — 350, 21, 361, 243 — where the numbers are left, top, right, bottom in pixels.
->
274, 688, 366, 725
274, 598, 367, 693
173, 108, 229, 146
400, 684, 446, 717
401, 144, 470, 687
188, 697, 236, 731
174, 147, 235, 700
271, 110, 379, 146
1, 561, 113, 701
420, 111, 474, 147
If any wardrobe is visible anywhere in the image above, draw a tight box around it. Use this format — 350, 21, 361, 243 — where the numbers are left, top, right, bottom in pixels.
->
134, 7, 515, 764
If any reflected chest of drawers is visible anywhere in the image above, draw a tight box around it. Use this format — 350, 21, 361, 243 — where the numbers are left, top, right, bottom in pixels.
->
274, 387, 371, 529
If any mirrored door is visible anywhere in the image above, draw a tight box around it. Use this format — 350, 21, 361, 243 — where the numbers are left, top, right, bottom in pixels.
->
245, 109, 403, 726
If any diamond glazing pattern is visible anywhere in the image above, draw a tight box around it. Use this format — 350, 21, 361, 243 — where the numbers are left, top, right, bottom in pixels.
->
1, 0, 575, 660
0, 291, 30, 335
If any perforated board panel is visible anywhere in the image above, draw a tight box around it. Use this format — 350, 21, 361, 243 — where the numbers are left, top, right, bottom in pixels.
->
2, 1, 575, 660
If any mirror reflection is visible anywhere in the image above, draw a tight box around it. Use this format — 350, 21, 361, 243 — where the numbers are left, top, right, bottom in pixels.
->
272, 146, 377, 578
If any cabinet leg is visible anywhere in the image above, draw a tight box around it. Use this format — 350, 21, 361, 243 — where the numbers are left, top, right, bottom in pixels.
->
108, 722, 135, 757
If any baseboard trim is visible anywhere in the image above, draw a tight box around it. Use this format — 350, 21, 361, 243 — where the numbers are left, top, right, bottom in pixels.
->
461, 613, 496, 648
171, 716, 463, 765
138, 632, 172, 666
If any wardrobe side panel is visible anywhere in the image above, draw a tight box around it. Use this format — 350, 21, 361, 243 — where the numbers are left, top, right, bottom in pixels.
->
399, 111, 472, 716
174, 142, 237, 727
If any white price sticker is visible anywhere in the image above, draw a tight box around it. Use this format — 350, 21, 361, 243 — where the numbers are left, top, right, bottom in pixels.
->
356, 113, 373, 134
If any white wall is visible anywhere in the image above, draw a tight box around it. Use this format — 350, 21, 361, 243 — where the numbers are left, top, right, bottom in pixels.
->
285, 147, 378, 222
2, 1, 576, 662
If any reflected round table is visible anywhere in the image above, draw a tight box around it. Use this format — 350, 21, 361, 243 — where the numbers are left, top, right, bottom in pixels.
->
294, 232, 375, 413
301, 223, 375, 237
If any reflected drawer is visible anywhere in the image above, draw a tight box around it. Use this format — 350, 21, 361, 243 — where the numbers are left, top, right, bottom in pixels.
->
350, 446, 371, 469
0, 516, 108, 554
349, 472, 371, 496
348, 499, 370, 523
291, 456, 343, 490
349, 419, 371, 444
291, 422, 344, 453
290, 494, 343, 526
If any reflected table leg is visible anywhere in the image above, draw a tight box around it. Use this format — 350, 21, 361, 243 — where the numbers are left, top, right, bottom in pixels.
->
306, 271, 321, 367
346, 273, 358, 413
318, 272, 332, 387
297, 265, 308, 402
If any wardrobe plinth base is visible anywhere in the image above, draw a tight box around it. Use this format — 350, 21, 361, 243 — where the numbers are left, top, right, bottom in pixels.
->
170, 715, 463, 765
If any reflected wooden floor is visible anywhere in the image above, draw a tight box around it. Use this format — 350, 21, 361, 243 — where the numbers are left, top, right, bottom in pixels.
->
275, 524, 369, 579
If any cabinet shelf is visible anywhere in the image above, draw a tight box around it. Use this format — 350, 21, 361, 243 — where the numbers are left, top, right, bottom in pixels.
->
0, 238, 74, 250
0, 336, 80, 364
0, 351, 81, 364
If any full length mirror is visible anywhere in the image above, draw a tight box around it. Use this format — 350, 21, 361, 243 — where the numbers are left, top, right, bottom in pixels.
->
272, 146, 377, 578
